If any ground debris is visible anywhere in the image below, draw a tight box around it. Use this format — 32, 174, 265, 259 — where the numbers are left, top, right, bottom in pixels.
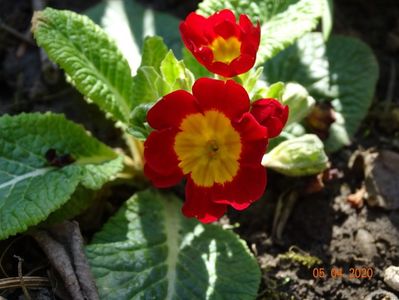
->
349, 149, 399, 210
384, 266, 399, 292
30, 221, 99, 300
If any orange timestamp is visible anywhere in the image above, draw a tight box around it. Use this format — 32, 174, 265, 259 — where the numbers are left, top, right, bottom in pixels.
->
312, 267, 374, 280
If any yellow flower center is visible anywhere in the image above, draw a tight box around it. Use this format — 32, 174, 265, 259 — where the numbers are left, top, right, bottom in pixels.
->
210, 36, 241, 64
174, 110, 242, 187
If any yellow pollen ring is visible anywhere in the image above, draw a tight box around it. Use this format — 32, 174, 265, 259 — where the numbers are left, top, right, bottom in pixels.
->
174, 111, 242, 187
210, 36, 241, 64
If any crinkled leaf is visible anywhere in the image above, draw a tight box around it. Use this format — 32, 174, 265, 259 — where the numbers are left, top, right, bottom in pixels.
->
160, 51, 194, 91
32, 8, 134, 125
263, 134, 329, 176
86, 0, 182, 73
128, 103, 154, 140
141, 36, 168, 71
0, 113, 123, 240
265, 81, 285, 101
264, 33, 379, 152
44, 186, 96, 225
86, 189, 260, 300
197, 0, 323, 64
238, 67, 264, 99
131, 49, 193, 107
132, 66, 168, 106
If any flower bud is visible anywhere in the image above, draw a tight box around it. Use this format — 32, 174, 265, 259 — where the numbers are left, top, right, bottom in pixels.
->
282, 83, 315, 125
262, 134, 329, 176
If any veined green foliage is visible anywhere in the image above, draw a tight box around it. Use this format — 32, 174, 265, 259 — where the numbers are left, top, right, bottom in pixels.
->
131, 37, 194, 107
264, 33, 379, 152
129, 37, 194, 139
197, 0, 324, 65
263, 134, 329, 176
32, 8, 134, 125
86, 189, 261, 300
0, 113, 123, 240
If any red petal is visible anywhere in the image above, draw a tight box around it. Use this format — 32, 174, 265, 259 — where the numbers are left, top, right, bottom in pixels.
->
182, 177, 227, 223
251, 99, 289, 138
192, 78, 250, 120
208, 61, 234, 77
233, 112, 268, 165
214, 19, 239, 39
230, 54, 256, 75
234, 112, 268, 141
196, 46, 214, 64
239, 139, 268, 166
230, 201, 251, 210
144, 128, 179, 174
208, 9, 237, 26
214, 164, 266, 207
147, 90, 199, 130
239, 14, 255, 31
239, 15, 260, 42
180, 13, 215, 46
144, 163, 183, 188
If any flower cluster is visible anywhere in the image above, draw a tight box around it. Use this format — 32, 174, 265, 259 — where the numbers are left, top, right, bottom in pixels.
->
144, 9, 288, 223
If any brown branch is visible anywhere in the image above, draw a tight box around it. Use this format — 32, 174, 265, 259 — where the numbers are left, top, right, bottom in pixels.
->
30, 230, 84, 300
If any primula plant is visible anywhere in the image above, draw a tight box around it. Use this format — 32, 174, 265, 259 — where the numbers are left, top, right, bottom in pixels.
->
0, 0, 378, 299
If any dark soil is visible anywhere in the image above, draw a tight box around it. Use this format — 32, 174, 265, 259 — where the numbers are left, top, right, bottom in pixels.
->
1, 0, 399, 299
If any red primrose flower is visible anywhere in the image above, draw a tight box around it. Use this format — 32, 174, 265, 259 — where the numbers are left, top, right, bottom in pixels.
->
180, 9, 260, 77
144, 78, 288, 223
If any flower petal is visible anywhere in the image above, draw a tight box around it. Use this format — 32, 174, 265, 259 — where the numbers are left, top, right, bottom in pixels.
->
214, 164, 266, 206
144, 163, 183, 188
234, 112, 268, 141
192, 78, 250, 120
183, 177, 228, 223
180, 12, 215, 46
208, 9, 237, 26
251, 98, 289, 138
147, 90, 199, 130
230, 54, 256, 76
144, 128, 179, 174
214, 19, 239, 39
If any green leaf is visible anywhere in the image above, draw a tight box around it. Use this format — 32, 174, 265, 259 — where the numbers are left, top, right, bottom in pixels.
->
131, 50, 194, 107
161, 51, 195, 91
86, 189, 261, 300
44, 186, 96, 225
141, 36, 168, 71
86, 0, 182, 73
263, 134, 329, 176
197, 0, 323, 64
265, 81, 285, 101
238, 67, 265, 99
32, 8, 134, 125
264, 33, 379, 152
0, 113, 123, 240
131, 66, 168, 106
128, 103, 154, 140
